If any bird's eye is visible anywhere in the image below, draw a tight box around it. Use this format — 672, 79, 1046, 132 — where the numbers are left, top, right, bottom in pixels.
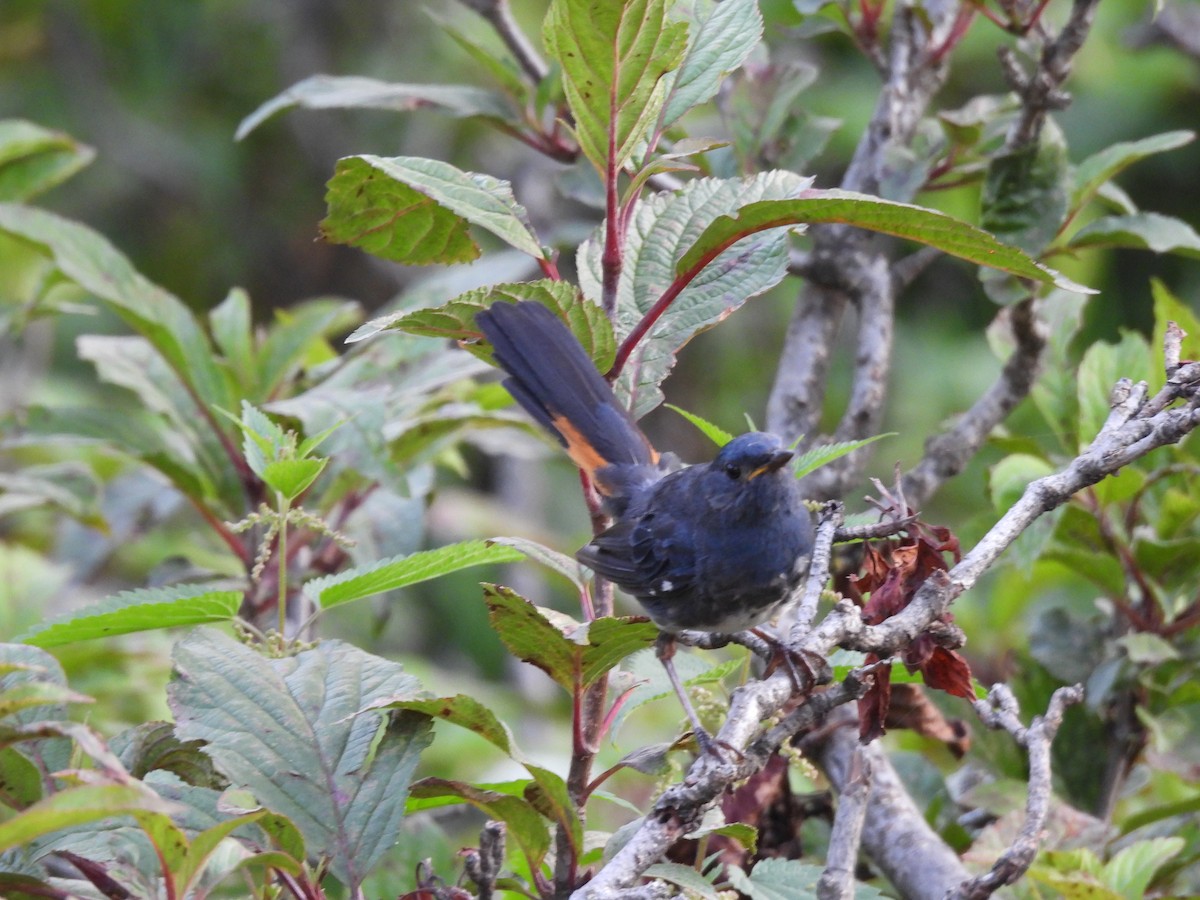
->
723, 463, 741, 480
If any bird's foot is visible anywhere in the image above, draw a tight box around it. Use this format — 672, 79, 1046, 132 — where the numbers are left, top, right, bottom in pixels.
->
752, 628, 829, 694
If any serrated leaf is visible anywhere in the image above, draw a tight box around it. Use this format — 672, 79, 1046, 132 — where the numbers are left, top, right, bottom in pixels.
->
262, 457, 327, 501
1102, 836, 1184, 898
1071, 130, 1194, 213
322, 157, 478, 264
323, 155, 543, 263
0, 119, 95, 201
678, 186, 1092, 295
168, 629, 432, 893
409, 778, 551, 866
0, 783, 176, 854
579, 617, 659, 687
544, 0, 688, 172
580, 171, 810, 416
981, 120, 1069, 254
483, 584, 579, 690
644, 862, 722, 899
0, 204, 233, 414
1068, 212, 1200, 258
792, 433, 894, 479
666, 403, 735, 447
16, 585, 242, 648
486, 536, 589, 589
236, 74, 516, 140
377, 693, 577, 857
659, 0, 763, 129
306, 539, 524, 609
352, 280, 615, 370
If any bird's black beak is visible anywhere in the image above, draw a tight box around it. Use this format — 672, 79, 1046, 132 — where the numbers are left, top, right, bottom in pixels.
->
747, 449, 794, 480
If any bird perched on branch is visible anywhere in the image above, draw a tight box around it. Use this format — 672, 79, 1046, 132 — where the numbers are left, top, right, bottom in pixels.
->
476, 300, 814, 752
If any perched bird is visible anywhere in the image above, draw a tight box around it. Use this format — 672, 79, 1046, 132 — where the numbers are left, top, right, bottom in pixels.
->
476, 300, 815, 751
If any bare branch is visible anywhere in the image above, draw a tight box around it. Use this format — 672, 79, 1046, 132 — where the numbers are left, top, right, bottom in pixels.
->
817, 745, 872, 900
458, 0, 549, 84
948, 684, 1085, 899
902, 298, 1048, 508
1003, 0, 1103, 149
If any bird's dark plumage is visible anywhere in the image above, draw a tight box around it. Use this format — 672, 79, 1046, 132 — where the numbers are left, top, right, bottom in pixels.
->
476, 301, 815, 635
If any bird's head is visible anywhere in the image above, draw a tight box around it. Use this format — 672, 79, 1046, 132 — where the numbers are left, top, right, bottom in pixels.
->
712, 432, 794, 484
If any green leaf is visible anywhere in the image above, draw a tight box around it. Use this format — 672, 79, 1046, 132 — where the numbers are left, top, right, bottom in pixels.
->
256, 298, 363, 397
486, 536, 589, 590
579, 617, 660, 687
483, 584, 579, 691
353, 280, 616, 370
0, 119, 95, 201
236, 74, 516, 140
1070, 130, 1194, 213
321, 157, 479, 265
988, 453, 1055, 512
209, 287, 256, 391
262, 457, 327, 501
306, 539, 525, 609
1030, 291, 1089, 449
379, 693, 577, 859
168, 629, 433, 894
644, 862, 722, 899
0, 204, 233, 414
981, 119, 1069, 255
0, 681, 91, 719
659, 0, 763, 129
666, 403, 735, 447
581, 171, 810, 416
1102, 836, 1184, 898
429, 10, 530, 102
0, 783, 176, 854
543, 0, 688, 172
792, 433, 894, 479
408, 778, 551, 867
322, 155, 543, 263
676, 187, 1092, 295
1068, 212, 1200, 258
16, 584, 242, 648
728, 857, 888, 899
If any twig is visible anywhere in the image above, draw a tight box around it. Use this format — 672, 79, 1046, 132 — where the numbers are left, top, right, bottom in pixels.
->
948, 684, 1084, 899
1000, 0, 1102, 149
816, 745, 872, 900
458, 0, 548, 84
901, 297, 1048, 508
792, 501, 844, 634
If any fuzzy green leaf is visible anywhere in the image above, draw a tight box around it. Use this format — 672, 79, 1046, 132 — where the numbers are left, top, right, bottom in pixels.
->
0, 119, 94, 201
981, 120, 1069, 255
544, 0, 688, 172
169, 629, 432, 893
484, 584, 579, 691
660, 0, 763, 128
262, 458, 327, 501
322, 155, 542, 263
17, 585, 242, 648
792, 433, 894, 479
236, 74, 516, 140
665, 404, 735, 447
581, 171, 810, 416
306, 539, 525, 609
351, 280, 616, 370
0, 784, 175, 854
678, 188, 1092, 295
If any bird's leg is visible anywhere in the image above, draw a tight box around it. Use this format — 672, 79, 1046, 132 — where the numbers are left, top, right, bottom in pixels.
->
749, 627, 824, 694
655, 632, 721, 757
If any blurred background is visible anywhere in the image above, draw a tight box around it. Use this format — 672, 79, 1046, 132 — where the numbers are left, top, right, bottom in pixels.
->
1, 0, 1198, 859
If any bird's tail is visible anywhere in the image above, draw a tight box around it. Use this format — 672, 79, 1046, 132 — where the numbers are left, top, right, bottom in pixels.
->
475, 301, 657, 486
